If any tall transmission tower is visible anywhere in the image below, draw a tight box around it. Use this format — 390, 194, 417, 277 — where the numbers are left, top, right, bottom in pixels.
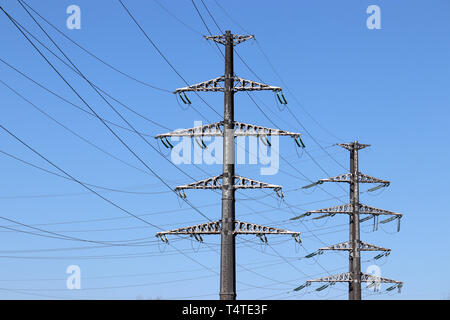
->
155, 31, 302, 300
294, 141, 403, 300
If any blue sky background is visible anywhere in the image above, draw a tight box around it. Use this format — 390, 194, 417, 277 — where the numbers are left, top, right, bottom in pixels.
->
0, 0, 449, 299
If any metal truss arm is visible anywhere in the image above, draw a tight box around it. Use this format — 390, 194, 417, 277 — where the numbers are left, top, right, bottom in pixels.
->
337, 142, 370, 151
319, 172, 390, 184
175, 175, 283, 193
303, 172, 390, 189
318, 241, 391, 253
156, 220, 301, 243
293, 203, 402, 231
174, 76, 282, 93
305, 203, 401, 216
307, 272, 402, 284
155, 121, 301, 139
204, 34, 254, 46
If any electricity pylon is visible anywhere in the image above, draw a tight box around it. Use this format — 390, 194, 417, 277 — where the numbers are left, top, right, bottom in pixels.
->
294, 141, 403, 300
155, 31, 302, 300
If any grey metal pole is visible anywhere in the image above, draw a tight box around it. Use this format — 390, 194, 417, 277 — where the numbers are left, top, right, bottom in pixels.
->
349, 141, 362, 300
220, 30, 236, 300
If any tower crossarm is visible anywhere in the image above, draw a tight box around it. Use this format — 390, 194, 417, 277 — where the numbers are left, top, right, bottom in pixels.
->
307, 273, 402, 286
175, 175, 224, 190
317, 173, 352, 184
306, 203, 353, 216
337, 142, 370, 151
233, 76, 282, 92
319, 172, 390, 184
304, 203, 401, 217
360, 273, 403, 286
307, 272, 352, 283
303, 172, 390, 188
174, 76, 226, 93
358, 204, 402, 217
205, 34, 254, 46
318, 241, 391, 252
234, 220, 300, 239
358, 172, 390, 185
303, 273, 403, 293
174, 76, 282, 93
156, 220, 222, 236
233, 122, 301, 138
233, 175, 282, 192
156, 122, 223, 138
156, 220, 301, 243
175, 175, 282, 193
296, 203, 402, 230
155, 121, 301, 139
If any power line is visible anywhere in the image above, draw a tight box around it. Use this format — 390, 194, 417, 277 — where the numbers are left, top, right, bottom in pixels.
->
5, 4, 213, 224
18, 0, 172, 93
296, 142, 403, 300
5, 5, 298, 292
187, 0, 349, 200
118, 0, 222, 119
0, 123, 161, 229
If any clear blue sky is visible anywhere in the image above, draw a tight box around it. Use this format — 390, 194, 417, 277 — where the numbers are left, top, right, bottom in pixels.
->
0, 0, 448, 300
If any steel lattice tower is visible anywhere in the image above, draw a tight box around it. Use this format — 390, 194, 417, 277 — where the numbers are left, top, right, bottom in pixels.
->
155, 31, 302, 300
295, 141, 403, 299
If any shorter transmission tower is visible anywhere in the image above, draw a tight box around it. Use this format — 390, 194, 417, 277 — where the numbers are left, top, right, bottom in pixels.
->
293, 141, 403, 300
